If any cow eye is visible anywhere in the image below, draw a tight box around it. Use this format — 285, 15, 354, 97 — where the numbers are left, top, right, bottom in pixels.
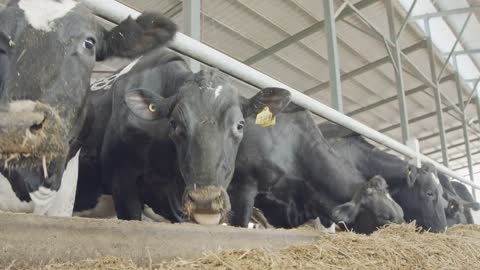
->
83, 37, 96, 50
237, 120, 245, 131
426, 191, 434, 197
148, 103, 156, 112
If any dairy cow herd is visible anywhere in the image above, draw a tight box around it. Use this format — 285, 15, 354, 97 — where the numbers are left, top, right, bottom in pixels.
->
0, 0, 478, 234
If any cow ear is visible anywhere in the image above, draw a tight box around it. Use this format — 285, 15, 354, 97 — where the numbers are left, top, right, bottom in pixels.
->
241, 87, 291, 118
406, 165, 418, 188
331, 202, 360, 224
96, 13, 177, 61
124, 88, 176, 120
465, 202, 480, 211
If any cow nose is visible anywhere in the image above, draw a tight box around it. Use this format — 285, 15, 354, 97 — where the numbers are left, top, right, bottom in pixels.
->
187, 189, 222, 208
0, 111, 46, 133
0, 100, 46, 134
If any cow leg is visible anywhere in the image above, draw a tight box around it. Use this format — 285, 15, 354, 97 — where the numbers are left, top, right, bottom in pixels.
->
111, 170, 142, 220
230, 181, 258, 227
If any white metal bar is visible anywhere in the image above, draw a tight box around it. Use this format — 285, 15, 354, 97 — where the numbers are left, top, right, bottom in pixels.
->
323, 0, 343, 113
437, 12, 472, 81
396, 0, 417, 41
334, 2, 348, 19
183, 0, 201, 73
410, 6, 480, 21
82, 0, 480, 190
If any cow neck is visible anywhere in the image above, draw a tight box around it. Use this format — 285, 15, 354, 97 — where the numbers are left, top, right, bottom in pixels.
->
348, 137, 408, 188
300, 119, 365, 203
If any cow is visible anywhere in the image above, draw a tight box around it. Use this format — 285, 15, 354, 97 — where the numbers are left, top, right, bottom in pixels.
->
315, 122, 448, 232
253, 175, 404, 234
73, 48, 292, 224
437, 173, 467, 226
451, 181, 480, 224
226, 104, 405, 232
0, 0, 177, 215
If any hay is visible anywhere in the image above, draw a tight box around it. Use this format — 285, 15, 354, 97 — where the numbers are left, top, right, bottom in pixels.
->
11, 223, 480, 270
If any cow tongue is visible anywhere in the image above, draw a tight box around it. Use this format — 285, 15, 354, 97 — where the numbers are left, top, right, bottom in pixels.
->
193, 213, 222, 225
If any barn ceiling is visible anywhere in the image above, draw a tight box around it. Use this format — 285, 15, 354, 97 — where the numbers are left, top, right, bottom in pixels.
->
1, 0, 480, 186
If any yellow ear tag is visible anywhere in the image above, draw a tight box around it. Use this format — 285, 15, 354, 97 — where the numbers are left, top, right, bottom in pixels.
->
148, 103, 156, 112
255, 106, 276, 127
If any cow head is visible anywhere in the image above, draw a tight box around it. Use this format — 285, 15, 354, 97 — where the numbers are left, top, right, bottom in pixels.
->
392, 163, 447, 232
331, 175, 404, 233
125, 69, 291, 224
0, 0, 176, 213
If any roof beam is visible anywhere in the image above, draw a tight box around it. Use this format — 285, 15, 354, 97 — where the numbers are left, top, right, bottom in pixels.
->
419, 119, 479, 142
425, 137, 480, 156
243, 0, 379, 65
454, 161, 480, 171
303, 40, 426, 95
379, 101, 472, 134
410, 6, 480, 21
451, 48, 480, 56
347, 73, 455, 116
450, 149, 480, 162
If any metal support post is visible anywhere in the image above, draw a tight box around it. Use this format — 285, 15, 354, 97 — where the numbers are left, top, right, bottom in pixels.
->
386, 0, 409, 144
183, 0, 201, 72
406, 138, 421, 168
323, 0, 343, 113
424, 19, 449, 167
453, 57, 477, 199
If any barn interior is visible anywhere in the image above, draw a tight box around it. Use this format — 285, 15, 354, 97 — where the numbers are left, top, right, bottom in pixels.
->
1, 0, 480, 268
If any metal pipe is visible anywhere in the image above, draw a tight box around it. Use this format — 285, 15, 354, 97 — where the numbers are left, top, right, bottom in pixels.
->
323, 0, 343, 113
396, 0, 417, 41
424, 19, 449, 167
437, 12, 472, 81
183, 0, 202, 73
464, 78, 480, 111
386, 0, 409, 144
453, 57, 477, 198
82, 0, 480, 190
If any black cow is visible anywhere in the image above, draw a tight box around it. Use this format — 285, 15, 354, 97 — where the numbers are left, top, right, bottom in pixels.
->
438, 173, 467, 226
0, 0, 176, 215
227, 105, 405, 231
451, 181, 479, 224
73, 49, 292, 224
254, 175, 404, 234
316, 122, 448, 232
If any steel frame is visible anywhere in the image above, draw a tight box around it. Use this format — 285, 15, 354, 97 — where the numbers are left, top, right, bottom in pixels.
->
183, 0, 201, 73
453, 56, 477, 198
323, 0, 343, 112
423, 18, 449, 166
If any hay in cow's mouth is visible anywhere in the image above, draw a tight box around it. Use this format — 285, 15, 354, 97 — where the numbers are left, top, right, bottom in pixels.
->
0, 102, 68, 169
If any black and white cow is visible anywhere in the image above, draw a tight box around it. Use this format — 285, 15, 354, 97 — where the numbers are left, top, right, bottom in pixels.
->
0, 0, 176, 215
316, 122, 448, 232
73, 48, 292, 224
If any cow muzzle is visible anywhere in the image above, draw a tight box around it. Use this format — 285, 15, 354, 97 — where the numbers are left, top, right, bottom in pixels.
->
0, 100, 68, 168
183, 185, 231, 225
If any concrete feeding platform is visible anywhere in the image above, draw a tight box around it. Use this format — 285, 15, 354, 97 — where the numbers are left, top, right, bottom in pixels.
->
0, 212, 319, 267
